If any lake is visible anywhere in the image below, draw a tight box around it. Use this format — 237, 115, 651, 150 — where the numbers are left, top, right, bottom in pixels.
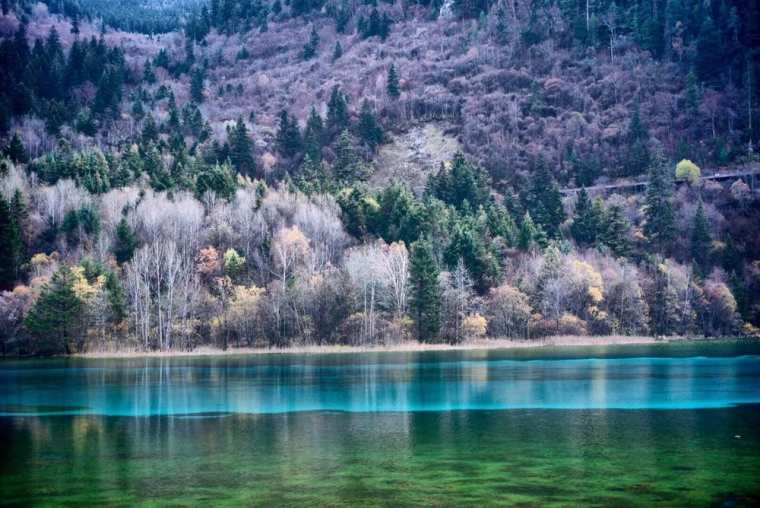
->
1, 341, 760, 506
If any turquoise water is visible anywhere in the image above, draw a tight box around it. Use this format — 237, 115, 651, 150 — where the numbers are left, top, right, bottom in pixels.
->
2, 341, 760, 506
2, 342, 760, 416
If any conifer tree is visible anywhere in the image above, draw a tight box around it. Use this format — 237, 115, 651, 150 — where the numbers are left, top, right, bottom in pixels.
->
5, 132, 27, 163
276, 110, 302, 159
333, 130, 366, 182
600, 203, 631, 258
327, 86, 349, 135
643, 154, 676, 254
570, 188, 599, 247
332, 40, 343, 61
625, 104, 650, 177
190, 68, 205, 103
523, 158, 565, 238
303, 106, 325, 159
387, 63, 400, 99
303, 25, 320, 59
410, 239, 440, 342
24, 265, 83, 355
691, 200, 712, 276
0, 195, 23, 290
228, 117, 256, 177
357, 100, 383, 151
113, 217, 137, 264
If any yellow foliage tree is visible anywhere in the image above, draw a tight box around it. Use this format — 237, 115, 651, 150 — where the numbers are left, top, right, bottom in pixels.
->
675, 159, 700, 185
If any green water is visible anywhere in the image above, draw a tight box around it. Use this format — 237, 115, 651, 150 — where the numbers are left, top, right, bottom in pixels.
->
1, 342, 760, 506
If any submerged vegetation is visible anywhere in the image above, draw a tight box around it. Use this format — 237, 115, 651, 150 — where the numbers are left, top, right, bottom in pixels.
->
0, 0, 759, 355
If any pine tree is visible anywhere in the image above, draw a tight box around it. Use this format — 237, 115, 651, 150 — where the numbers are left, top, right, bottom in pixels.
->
600, 203, 631, 258
691, 200, 712, 276
643, 154, 676, 254
276, 110, 302, 159
386, 63, 400, 99
24, 265, 83, 355
303, 25, 320, 59
5, 132, 27, 163
0, 195, 23, 290
228, 117, 256, 177
332, 40, 343, 61
518, 212, 538, 250
625, 104, 650, 177
357, 100, 383, 151
409, 239, 440, 342
523, 158, 565, 238
570, 188, 599, 247
333, 130, 366, 182
190, 68, 205, 103
114, 217, 137, 264
327, 86, 349, 135
303, 106, 325, 159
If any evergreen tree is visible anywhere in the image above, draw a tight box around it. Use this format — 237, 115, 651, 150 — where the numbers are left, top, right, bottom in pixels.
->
24, 265, 83, 355
570, 188, 599, 247
690, 200, 712, 276
357, 100, 383, 151
113, 217, 137, 264
190, 68, 205, 103
386, 63, 400, 99
625, 104, 650, 177
409, 239, 440, 342
444, 224, 500, 294
302, 106, 325, 159
643, 155, 676, 254
599, 203, 631, 258
5, 132, 27, 163
195, 161, 238, 200
303, 25, 320, 59
228, 117, 256, 177
332, 40, 343, 61
333, 130, 366, 182
518, 212, 538, 250
105, 271, 127, 323
276, 110, 302, 159
428, 152, 491, 211
522, 158, 565, 238
326, 86, 349, 135
0, 195, 23, 290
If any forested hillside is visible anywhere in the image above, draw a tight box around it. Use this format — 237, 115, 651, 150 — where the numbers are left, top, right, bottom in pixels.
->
0, 0, 759, 354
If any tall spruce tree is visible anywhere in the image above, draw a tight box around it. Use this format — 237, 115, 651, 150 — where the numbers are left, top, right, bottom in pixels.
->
643, 154, 676, 254
523, 158, 565, 238
600, 203, 631, 258
386, 63, 400, 99
570, 188, 600, 247
303, 106, 325, 159
327, 86, 349, 135
114, 217, 137, 264
228, 117, 256, 177
357, 100, 383, 151
276, 110, 302, 159
303, 25, 320, 59
409, 239, 441, 342
0, 195, 23, 290
691, 200, 712, 276
190, 68, 205, 103
5, 132, 27, 163
24, 265, 83, 355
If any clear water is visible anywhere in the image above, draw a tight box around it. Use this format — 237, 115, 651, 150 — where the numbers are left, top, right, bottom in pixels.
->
1, 341, 760, 506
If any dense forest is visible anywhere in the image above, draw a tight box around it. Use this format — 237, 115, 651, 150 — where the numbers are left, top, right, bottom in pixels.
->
0, 0, 759, 355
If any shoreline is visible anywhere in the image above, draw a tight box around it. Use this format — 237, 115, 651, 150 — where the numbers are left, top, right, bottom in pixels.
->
70, 335, 745, 359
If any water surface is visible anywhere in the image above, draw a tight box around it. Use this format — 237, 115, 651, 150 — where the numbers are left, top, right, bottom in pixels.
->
1, 341, 759, 506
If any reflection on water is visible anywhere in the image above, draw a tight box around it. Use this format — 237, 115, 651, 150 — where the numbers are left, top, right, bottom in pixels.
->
1, 408, 760, 506
1, 343, 760, 415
